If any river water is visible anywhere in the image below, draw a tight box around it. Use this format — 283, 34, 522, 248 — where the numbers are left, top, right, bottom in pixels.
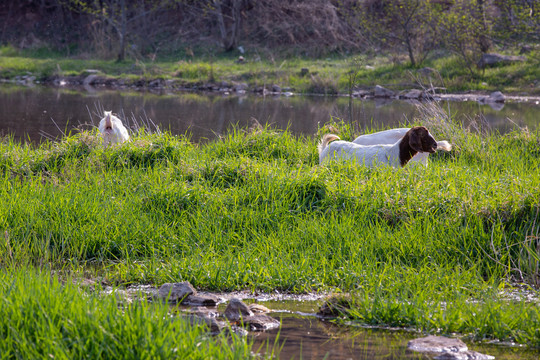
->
243, 298, 538, 360
115, 286, 539, 360
1, 85, 539, 144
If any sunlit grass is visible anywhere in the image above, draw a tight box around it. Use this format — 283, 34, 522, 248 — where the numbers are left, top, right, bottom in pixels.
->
0, 269, 259, 359
1, 105, 539, 348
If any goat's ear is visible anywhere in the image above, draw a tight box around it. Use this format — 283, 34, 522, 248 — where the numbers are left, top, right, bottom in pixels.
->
408, 128, 423, 152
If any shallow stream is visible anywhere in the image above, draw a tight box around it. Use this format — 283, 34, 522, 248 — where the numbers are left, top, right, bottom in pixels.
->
1, 85, 539, 144
111, 286, 539, 360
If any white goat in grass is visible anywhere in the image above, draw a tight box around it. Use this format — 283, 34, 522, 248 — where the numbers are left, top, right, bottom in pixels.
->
352, 127, 452, 166
98, 111, 130, 147
319, 126, 451, 168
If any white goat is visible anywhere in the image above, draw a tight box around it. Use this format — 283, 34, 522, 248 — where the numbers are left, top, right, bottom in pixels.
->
319, 126, 446, 168
352, 127, 452, 166
98, 111, 130, 147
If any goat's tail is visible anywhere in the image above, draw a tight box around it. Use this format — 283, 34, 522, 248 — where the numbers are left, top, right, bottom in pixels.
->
318, 134, 340, 154
436, 140, 452, 152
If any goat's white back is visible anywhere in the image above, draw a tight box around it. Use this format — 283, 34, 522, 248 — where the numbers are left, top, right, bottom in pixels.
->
352, 128, 427, 165
319, 136, 402, 167
352, 128, 451, 166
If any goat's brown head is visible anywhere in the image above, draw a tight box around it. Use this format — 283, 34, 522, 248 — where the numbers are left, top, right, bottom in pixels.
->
408, 126, 437, 154
399, 126, 438, 167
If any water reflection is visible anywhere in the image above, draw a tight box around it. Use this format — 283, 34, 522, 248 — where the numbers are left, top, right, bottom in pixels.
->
252, 314, 428, 360
251, 313, 538, 360
0, 85, 538, 144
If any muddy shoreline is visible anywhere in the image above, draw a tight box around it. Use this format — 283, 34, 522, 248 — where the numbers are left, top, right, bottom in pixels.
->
5, 73, 540, 104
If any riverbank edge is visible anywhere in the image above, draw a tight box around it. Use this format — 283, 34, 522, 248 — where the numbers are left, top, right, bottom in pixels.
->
5, 73, 540, 104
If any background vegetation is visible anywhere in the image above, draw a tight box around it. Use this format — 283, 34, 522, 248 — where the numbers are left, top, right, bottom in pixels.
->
0, 1, 538, 69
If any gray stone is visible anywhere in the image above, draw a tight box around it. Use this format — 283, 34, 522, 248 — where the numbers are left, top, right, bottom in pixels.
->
228, 325, 249, 337
272, 84, 281, 92
244, 314, 280, 331
248, 303, 271, 313
352, 89, 370, 97
183, 293, 220, 307
407, 335, 468, 353
434, 350, 495, 360
83, 74, 98, 86
224, 298, 253, 321
374, 85, 395, 98
401, 89, 423, 99
478, 53, 526, 68
478, 91, 505, 108
149, 79, 165, 88
158, 282, 196, 303
234, 82, 248, 91
184, 314, 224, 333
488, 91, 505, 103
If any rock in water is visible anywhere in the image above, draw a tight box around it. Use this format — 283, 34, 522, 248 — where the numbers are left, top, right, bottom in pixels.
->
224, 298, 253, 321
408, 336, 494, 360
183, 294, 220, 306
488, 91, 505, 103
435, 350, 495, 360
249, 303, 271, 313
374, 85, 395, 98
158, 282, 196, 303
244, 314, 280, 331
407, 335, 468, 353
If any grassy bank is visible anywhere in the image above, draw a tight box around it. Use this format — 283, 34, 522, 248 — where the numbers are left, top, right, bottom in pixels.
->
1, 45, 539, 95
1, 102, 540, 350
0, 269, 259, 359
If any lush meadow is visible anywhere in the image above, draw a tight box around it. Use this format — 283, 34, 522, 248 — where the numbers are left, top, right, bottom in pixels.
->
1, 102, 540, 355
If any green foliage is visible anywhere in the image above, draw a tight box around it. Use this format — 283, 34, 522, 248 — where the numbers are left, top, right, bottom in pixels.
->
492, 0, 540, 43
174, 62, 214, 81
0, 269, 258, 359
349, 0, 442, 66
0, 45, 19, 57
437, 0, 489, 76
331, 287, 540, 347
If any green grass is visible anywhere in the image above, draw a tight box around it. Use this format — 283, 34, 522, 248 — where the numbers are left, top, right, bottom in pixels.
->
0, 269, 260, 359
1, 45, 538, 95
0, 103, 540, 351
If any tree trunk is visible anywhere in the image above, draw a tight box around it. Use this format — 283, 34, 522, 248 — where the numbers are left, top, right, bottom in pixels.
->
404, 32, 416, 67
117, 0, 127, 62
477, 0, 491, 53
214, 0, 246, 51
